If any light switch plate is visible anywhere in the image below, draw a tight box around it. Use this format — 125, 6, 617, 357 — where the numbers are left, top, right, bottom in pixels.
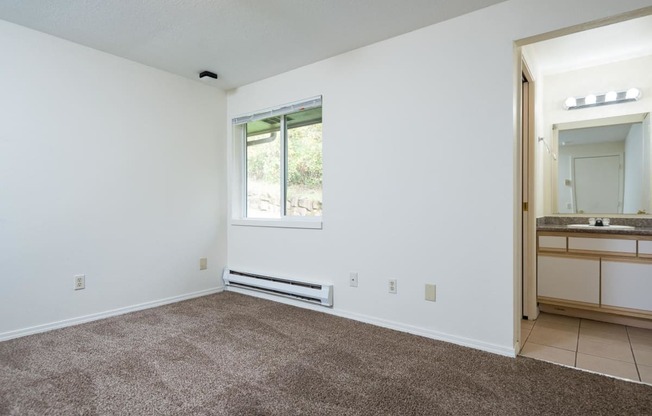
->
425, 284, 436, 301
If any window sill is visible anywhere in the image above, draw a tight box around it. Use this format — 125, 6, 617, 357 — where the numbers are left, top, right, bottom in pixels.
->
230, 218, 322, 230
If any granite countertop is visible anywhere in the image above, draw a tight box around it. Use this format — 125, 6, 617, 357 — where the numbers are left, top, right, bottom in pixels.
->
536, 224, 652, 236
537, 216, 652, 236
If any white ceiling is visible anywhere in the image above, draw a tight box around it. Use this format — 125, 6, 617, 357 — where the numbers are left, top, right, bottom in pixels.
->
524, 14, 652, 75
0, 0, 506, 90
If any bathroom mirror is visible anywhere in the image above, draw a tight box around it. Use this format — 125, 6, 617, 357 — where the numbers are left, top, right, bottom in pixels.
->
553, 113, 651, 215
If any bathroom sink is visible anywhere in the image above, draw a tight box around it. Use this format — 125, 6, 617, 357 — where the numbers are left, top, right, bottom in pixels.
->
567, 224, 635, 230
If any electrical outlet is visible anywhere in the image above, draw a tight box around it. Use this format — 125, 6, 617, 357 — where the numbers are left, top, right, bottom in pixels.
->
199, 257, 207, 270
349, 272, 358, 287
74, 275, 85, 290
425, 284, 436, 302
388, 279, 397, 294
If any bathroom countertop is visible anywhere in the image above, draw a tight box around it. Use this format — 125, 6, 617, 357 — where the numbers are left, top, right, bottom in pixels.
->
537, 216, 652, 235
537, 225, 652, 236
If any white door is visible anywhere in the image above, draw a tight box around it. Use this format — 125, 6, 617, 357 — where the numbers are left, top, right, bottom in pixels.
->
573, 155, 622, 213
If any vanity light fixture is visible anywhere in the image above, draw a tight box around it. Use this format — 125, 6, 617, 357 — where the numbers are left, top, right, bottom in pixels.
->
564, 97, 577, 108
626, 88, 641, 99
564, 88, 641, 110
584, 94, 597, 105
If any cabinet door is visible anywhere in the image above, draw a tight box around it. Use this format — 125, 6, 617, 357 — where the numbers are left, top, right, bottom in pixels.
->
602, 260, 652, 312
568, 237, 636, 256
537, 255, 600, 304
639, 241, 652, 258
539, 236, 566, 252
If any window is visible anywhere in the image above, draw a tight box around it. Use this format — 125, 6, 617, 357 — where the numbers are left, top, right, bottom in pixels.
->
233, 97, 322, 222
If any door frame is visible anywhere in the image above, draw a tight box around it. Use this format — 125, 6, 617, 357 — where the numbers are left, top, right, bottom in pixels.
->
513, 54, 537, 353
513, 5, 652, 355
521, 61, 538, 324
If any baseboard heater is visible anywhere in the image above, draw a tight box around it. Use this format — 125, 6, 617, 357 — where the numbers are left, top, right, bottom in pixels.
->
222, 269, 333, 307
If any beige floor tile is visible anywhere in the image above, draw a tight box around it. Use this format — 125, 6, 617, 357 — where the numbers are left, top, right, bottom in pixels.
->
580, 320, 628, 341
521, 327, 532, 345
535, 313, 580, 330
577, 337, 634, 363
520, 342, 576, 366
527, 325, 579, 351
580, 332, 630, 346
521, 319, 535, 330
576, 353, 639, 381
638, 364, 652, 384
628, 327, 652, 344
630, 335, 652, 349
632, 343, 652, 367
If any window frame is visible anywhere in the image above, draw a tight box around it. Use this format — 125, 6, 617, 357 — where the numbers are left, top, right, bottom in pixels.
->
231, 96, 323, 229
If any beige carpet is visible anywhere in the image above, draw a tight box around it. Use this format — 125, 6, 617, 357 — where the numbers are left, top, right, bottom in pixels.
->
1, 292, 651, 415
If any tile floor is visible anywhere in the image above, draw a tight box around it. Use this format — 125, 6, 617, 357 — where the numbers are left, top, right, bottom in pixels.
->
520, 313, 652, 384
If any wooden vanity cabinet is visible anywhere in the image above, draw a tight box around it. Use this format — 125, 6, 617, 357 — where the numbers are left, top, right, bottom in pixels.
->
601, 260, 652, 312
537, 255, 599, 304
537, 232, 652, 319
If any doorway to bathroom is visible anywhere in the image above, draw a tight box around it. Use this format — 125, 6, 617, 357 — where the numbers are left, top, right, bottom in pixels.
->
516, 7, 652, 353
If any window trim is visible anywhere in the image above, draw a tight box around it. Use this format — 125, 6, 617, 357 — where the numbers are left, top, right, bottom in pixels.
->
232, 96, 321, 125
231, 96, 323, 229
231, 217, 322, 229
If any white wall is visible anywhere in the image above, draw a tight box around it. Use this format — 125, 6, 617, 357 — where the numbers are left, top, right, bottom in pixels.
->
0, 20, 227, 338
539, 54, 652, 213
644, 115, 652, 212
624, 123, 644, 212
543, 55, 652, 127
226, 0, 652, 355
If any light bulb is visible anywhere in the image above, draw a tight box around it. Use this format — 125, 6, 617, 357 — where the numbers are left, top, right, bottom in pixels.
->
626, 88, 641, 100
605, 91, 617, 102
585, 94, 597, 105
564, 97, 577, 108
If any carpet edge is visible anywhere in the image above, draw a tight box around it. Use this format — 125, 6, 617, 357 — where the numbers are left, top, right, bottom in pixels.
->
226, 287, 516, 358
0, 286, 225, 342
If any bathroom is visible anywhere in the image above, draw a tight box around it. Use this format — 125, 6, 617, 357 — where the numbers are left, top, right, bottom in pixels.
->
519, 13, 652, 382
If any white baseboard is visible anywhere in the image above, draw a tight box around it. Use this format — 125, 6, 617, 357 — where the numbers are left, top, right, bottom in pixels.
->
226, 286, 516, 358
330, 307, 516, 358
3, 285, 515, 358
0, 287, 225, 342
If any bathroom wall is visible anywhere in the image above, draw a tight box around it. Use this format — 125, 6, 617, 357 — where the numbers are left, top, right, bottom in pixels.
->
540, 54, 652, 213
624, 123, 644, 213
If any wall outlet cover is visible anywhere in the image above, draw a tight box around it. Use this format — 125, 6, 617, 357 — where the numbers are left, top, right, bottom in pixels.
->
200, 257, 208, 270
349, 272, 358, 287
389, 279, 397, 294
74, 275, 85, 290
